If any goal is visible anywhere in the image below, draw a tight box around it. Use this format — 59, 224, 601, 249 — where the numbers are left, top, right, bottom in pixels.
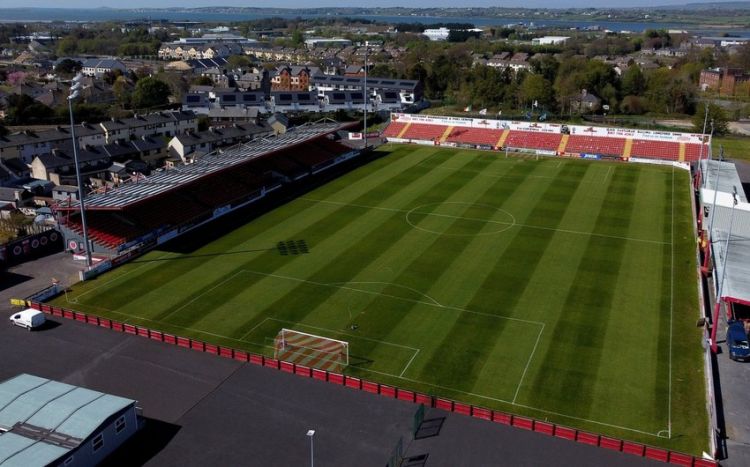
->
273, 328, 349, 372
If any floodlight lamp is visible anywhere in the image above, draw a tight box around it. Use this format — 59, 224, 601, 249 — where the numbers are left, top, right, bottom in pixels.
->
68, 90, 80, 101
307, 430, 315, 437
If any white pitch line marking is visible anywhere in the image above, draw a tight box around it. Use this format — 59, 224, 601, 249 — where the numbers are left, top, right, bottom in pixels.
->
161, 270, 246, 322
327, 281, 443, 307
399, 349, 421, 377
668, 166, 675, 438
512, 322, 545, 404
299, 198, 671, 246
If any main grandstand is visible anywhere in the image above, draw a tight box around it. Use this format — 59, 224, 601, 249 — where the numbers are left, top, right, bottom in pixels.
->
54, 120, 357, 257
382, 113, 708, 162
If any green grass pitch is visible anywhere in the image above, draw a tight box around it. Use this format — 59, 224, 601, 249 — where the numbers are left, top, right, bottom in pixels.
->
51, 144, 708, 453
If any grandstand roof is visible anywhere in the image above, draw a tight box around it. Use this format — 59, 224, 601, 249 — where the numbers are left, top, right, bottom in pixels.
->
713, 229, 750, 306
56, 121, 350, 211
701, 159, 749, 204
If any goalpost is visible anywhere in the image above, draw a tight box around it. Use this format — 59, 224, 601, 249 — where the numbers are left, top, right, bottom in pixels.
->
273, 328, 349, 372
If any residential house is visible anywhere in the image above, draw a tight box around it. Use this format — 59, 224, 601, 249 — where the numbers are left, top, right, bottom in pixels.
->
31, 145, 111, 185
100, 110, 197, 144
0, 123, 106, 164
0, 186, 31, 209
271, 65, 321, 91
166, 123, 271, 161
81, 58, 127, 77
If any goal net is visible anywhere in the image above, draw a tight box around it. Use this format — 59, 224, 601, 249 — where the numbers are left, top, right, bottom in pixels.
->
273, 328, 349, 373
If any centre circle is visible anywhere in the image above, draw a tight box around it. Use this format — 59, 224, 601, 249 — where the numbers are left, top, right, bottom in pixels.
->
405, 202, 516, 236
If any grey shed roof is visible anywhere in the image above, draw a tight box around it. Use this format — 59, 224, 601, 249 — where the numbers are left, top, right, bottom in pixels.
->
701, 159, 748, 204
0, 374, 136, 467
712, 229, 750, 305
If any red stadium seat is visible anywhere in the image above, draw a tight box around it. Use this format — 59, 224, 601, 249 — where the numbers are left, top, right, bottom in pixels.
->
566, 135, 626, 156
630, 139, 681, 160
504, 131, 562, 151
445, 127, 504, 146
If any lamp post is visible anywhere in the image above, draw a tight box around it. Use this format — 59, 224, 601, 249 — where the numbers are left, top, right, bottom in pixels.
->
702, 120, 715, 188
363, 41, 368, 151
710, 186, 739, 353
67, 73, 92, 267
698, 103, 708, 169
306, 429, 315, 467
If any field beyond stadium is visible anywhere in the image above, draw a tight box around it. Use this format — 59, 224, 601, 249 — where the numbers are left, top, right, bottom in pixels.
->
51, 144, 707, 453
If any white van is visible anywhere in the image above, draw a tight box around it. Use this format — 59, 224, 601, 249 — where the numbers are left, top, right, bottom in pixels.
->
9, 309, 46, 330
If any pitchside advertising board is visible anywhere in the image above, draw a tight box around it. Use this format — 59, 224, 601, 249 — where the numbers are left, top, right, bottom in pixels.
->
2, 230, 62, 267
390, 113, 708, 145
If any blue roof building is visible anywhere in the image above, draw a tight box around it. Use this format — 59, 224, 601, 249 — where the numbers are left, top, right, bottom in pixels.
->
0, 374, 141, 467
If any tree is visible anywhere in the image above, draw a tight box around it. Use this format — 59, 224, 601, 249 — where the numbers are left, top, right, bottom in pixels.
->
191, 76, 214, 86
520, 74, 553, 109
621, 65, 645, 97
694, 103, 729, 136
131, 77, 171, 110
227, 54, 251, 70
54, 59, 82, 77
620, 95, 646, 115
4, 94, 55, 125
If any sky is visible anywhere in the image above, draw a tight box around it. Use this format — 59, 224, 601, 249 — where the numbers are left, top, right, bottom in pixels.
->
0, 0, 742, 9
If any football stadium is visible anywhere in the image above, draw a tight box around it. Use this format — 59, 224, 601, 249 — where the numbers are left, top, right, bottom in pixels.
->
46, 114, 708, 455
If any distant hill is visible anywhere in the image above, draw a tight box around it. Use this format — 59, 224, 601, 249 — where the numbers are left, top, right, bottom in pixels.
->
652, 2, 750, 10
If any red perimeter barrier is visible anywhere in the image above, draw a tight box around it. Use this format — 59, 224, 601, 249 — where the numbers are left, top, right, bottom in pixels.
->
599, 436, 623, 451
512, 416, 534, 431
577, 431, 600, 447
454, 402, 471, 416
645, 447, 669, 463
362, 381, 379, 394
192, 341, 207, 352
472, 407, 492, 421
263, 358, 279, 369
234, 350, 249, 363
668, 452, 694, 466
415, 393, 432, 406
492, 411, 512, 425
435, 398, 453, 412
623, 441, 645, 457
695, 459, 719, 467
294, 365, 311, 377
380, 385, 396, 398
328, 373, 344, 385
345, 376, 361, 389
397, 389, 415, 403
554, 426, 577, 441
37, 301, 716, 467
534, 421, 555, 436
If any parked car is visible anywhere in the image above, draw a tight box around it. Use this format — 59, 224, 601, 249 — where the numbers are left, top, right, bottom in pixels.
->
726, 321, 750, 361
9, 308, 46, 330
